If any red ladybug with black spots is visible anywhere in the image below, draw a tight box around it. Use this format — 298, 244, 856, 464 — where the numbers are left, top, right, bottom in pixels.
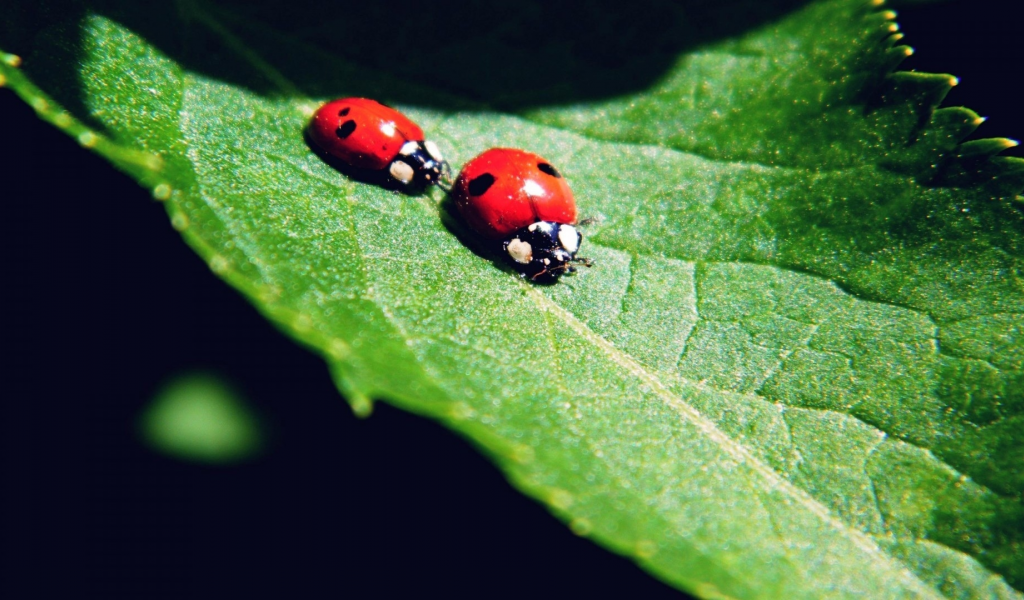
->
308, 98, 448, 189
452, 148, 589, 281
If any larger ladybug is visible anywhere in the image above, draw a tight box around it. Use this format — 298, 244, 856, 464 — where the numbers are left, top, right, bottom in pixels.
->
452, 148, 588, 281
308, 98, 448, 189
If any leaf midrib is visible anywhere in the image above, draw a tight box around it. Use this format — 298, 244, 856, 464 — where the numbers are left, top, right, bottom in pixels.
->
530, 281, 938, 598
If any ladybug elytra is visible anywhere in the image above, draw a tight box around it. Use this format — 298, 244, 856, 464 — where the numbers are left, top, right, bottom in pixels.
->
452, 148, 588, 281
308, 98, 448, 189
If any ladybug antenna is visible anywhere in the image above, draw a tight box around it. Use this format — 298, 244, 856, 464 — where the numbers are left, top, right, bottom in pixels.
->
530, 256, 593, 281
439, 161, 454, 190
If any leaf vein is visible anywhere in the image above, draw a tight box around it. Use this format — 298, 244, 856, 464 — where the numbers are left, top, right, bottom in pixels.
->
523, 284, 942, 598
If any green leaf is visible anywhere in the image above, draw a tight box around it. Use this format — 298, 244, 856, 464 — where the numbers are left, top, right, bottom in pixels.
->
3, 0, 1022, 597
139, 372, 265, 464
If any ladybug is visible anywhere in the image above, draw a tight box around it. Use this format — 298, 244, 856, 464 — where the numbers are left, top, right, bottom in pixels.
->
308, 98, 449, 189
452, 148, 589, 281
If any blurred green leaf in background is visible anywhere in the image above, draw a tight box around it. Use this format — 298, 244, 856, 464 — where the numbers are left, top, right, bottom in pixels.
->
139, 372, 264, 464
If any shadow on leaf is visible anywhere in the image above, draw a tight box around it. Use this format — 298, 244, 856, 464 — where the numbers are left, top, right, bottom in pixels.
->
10, 0, 814, 118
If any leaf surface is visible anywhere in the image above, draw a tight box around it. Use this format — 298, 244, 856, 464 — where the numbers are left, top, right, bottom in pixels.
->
2, 1, 1022, 597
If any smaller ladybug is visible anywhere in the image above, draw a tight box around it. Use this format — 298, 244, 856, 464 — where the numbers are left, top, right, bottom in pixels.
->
308, 98, 448, 189
452, 148, 589, 282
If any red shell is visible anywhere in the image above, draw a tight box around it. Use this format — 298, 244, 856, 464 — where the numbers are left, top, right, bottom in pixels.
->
308, 98, 425, 170
452, 148, 577, 240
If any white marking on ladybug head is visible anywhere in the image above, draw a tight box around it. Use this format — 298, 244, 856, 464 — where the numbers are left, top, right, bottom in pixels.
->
399, 141, 419, 156
389, 161, 415, 184
506, 238, 533, 264
528, 221, 554, 234
522, 179, 545, 197
380, 121, 397, 137
558, 225, 580, 253
423, 140, 444, 162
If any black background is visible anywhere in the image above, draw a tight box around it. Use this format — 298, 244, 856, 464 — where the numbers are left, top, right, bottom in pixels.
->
3, 1, 1022, 597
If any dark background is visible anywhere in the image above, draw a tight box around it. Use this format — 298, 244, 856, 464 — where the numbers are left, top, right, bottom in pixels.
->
3, 1, 1022, 597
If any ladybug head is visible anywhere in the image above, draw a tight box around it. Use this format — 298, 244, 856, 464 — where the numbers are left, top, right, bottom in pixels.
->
502, 221, 588, 282
389, 140, 451, 189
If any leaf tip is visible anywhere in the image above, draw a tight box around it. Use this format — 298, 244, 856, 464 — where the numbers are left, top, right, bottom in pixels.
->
348, 393, 374, 418
327, 338, 351, 360
170, 211, 189, 231
53, 112, 72, 129
152, 183, 173, 201
956, 138, 1020, 159
77, 130, 98, 148
693, 582, 732, 600
290, 313, 314, 334
548, 488, 574, 510
208, 254, 231, 275
569, 518, 593, 537
30, 96, 49, 113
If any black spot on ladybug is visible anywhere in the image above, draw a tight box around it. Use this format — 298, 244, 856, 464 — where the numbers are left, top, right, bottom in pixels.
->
338, 107, 351, 116
468, 173, 496, 196
537, 162, 561, 178
336, 119, 357, 139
